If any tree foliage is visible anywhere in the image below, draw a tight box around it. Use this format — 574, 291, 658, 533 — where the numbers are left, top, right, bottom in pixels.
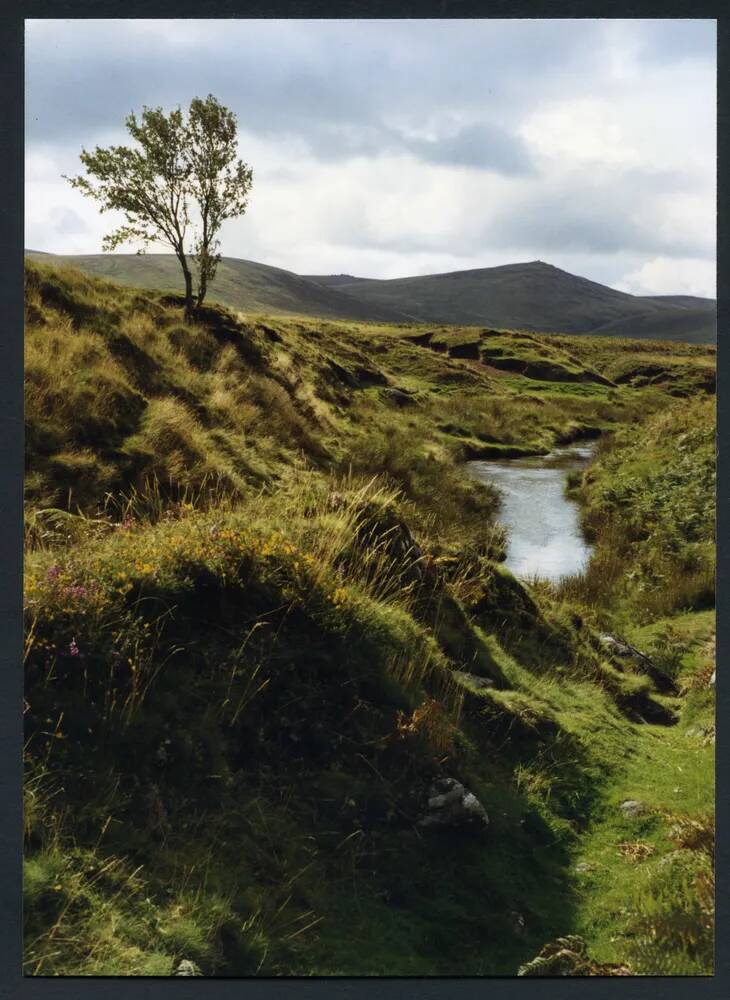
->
66, 95, 253, 318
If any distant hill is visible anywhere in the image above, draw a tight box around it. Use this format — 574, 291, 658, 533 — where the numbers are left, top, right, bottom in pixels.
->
26, 252, 716, 342
306, 261, 717, 343
24, 251, 406, 324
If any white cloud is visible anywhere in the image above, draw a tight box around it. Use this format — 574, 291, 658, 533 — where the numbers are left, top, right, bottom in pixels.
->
617, 256, 716, 298
520, 98, 643, 168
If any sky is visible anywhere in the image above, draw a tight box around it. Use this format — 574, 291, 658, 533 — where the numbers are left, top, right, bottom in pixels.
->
25, 18, 717, 297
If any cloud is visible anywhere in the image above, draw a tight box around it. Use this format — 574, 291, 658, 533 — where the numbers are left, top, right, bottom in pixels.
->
24, 18, 716, 297
50, 206, 89, 235
616, 256, 717, 298
484, 166, 714, 259
406, 123, 534, 173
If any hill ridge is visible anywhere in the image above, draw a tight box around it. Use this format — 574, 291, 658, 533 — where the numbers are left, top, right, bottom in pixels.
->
25, 250, 716, 343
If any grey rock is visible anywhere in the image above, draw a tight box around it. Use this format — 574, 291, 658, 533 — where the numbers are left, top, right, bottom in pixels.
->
574, 862, 594, 874
174, 959, 203, 977
599, 633, 676, 693
418, 777, 489, 830
600, 634, 632, 657
600, 634, 654, 668
619, 799, 647, 818
453, 670, 495, 690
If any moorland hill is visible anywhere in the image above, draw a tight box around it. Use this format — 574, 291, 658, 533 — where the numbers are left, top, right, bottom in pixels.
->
26, 251, 716, 343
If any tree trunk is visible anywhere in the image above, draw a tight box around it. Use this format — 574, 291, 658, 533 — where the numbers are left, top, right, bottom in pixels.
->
178, 253, 195, 321
196, 275, 207, 310
196, 253, 210, 310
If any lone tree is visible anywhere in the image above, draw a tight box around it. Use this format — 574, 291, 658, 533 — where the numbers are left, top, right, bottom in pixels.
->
67, 95, 253, 320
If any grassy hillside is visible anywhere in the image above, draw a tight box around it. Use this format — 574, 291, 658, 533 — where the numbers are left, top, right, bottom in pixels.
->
307, 261, 717, 343
24, 260, 715, 976
25, 251, 408, 324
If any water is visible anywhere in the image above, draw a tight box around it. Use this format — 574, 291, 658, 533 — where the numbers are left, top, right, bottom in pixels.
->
468, 443, 596, 582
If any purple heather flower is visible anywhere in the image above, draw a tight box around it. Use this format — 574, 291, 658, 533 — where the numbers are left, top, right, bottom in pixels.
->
46, 565, 61, 581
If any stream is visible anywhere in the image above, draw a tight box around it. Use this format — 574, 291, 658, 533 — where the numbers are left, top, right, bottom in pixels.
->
468, 443, 596, 582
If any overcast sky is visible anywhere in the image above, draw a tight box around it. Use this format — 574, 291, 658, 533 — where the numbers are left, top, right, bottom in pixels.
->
25, 18, 716, 297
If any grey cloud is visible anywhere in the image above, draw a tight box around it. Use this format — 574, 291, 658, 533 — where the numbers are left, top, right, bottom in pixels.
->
633, 19, 716, 63
330, 165, 714, 263
486, 173, 714, 259
493, 204, 658, 255
406, 123, 533, 174
297, 120, 533, 174
24, 19, 608, 153
27, 18, 712, 178
25, 18, 715, 158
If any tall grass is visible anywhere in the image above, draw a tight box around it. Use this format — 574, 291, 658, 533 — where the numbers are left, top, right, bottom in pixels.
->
553, 397, 715, 623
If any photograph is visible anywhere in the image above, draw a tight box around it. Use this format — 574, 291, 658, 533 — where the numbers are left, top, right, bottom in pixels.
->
22, 16, 716, 977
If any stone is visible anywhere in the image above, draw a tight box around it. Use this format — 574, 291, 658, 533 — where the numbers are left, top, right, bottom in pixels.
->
600, 633, 656, 670
174, 959, 203, 977
417, 777, 489, 830
452, 670, 495, 690
599, 634, 676, 693
619, 799, 647, 818
600, 634, 632, 657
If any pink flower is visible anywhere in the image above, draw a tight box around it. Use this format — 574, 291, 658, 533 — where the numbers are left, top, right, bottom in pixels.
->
69, 638, 80, 657
46, 565, 61, 581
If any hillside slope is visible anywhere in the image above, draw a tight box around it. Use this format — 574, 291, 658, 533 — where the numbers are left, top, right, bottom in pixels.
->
25, 251, 408, 324
306, 261, 717, 343
23, 261, 715, 977
27, 252, 716, 342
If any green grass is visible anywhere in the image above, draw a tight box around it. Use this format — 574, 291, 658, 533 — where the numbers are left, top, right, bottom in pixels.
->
23, 259, 715, 976
554, 400, 716, 624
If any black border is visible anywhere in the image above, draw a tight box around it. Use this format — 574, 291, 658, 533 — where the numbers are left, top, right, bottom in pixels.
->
1, 4, 727, 999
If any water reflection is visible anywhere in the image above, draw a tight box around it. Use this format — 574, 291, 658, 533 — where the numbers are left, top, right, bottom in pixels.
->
468, 444, 596, 582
